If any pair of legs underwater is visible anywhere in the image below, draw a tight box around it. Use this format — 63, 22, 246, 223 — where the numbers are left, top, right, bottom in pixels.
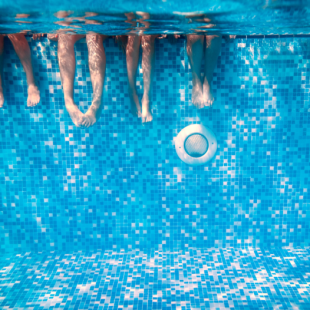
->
57, 34, 107, 128
0, 34, 40, 108
187, 34, 222, 109
126, 35, 156, 123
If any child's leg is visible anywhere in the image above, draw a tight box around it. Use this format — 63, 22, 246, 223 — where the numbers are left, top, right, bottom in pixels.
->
0, 35, 4, 107
186, 34, 204, 109
141, 35, 156, 123
84, 34, 107, 127
126, 35, 141, 117
203, 35, 222, 107
8, 34, 40, 107
58, 34, 86, 127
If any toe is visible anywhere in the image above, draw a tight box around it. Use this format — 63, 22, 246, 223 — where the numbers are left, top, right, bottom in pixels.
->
84, 118, 91, 127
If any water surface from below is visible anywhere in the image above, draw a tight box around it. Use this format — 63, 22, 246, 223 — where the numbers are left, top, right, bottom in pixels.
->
0, 0, 310, 35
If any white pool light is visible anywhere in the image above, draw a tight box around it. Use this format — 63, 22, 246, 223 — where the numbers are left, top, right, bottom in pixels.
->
175, 124, 217, 165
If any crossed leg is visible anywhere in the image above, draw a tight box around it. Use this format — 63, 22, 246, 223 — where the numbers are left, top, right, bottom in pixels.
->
186, 34, 204, 109
58, 34, 106, 128
8, 33, 40, 107
83, 34, 107, 127
58, 34, 86, 127
141, 35, 156, 123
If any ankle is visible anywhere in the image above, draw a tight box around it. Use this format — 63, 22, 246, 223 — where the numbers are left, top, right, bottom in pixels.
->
192, 77, 202, 87
203, 77, 212, 88
92, 97, 102, 106
27, 81, 36, 88
142, 96, 150, 103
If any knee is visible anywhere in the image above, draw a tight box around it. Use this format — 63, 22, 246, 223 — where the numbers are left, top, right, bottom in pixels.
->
8, 33, 24, 41
205, 35, 222, 49
8, 34, 28, 48
141, 35, 155, 50
86, 34, 97, 43
142, 35, 156, 44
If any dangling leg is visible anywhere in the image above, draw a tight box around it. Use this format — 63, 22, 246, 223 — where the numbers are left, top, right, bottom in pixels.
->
126, 35, 141, 117
141, 35, 156, 123
58, 34, 86, 127
0, 35, 4, 107
203, 35, 222, 107
84, 34, 107, 127
8, 34, 40, 107
186, 34, 204, 109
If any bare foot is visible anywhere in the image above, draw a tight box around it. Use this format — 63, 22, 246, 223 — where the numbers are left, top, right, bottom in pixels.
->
83, 101, 102, 128
65, 99, 86, 127
191, 80, 204, 109
203, 80, 215, 107
27, 84, 40, 107
0, 91, 4, 108
129, 88, 141, 117
141, 96, 153, 123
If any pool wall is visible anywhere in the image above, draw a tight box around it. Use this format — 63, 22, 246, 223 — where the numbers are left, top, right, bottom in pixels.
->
1, 36, 310, 253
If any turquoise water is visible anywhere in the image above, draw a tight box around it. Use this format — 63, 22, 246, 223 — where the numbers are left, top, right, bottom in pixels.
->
0, 0, 310, 35
1, 33, 310, 308
1, 1, 310, 309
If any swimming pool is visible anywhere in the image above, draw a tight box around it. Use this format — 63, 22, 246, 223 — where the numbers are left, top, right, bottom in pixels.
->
1, 4, 310, 309
1, 0, 310, 35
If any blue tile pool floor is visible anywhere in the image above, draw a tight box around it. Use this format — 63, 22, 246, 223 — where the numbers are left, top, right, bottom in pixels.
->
1, 248, 310, 309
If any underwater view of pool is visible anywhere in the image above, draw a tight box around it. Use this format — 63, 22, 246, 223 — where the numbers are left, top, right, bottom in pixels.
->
1, 1, 310, 309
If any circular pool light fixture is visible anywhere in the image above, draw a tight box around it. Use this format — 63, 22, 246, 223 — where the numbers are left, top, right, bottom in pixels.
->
175, 124, 217, 165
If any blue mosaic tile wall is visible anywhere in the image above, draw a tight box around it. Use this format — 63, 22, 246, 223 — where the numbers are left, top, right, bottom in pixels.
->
2, 248, 310, 309
0, 36, 310, 253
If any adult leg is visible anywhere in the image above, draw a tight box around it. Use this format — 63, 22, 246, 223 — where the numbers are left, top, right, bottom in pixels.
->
141, 35, 156, 123
126, 35, 141, 117
186, 34, 204, 109
58, 34, 85, 127
8, 34, 40, 107
0, 35, 4, 107
203, 35, 222, 107
84, 34, 107, 127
